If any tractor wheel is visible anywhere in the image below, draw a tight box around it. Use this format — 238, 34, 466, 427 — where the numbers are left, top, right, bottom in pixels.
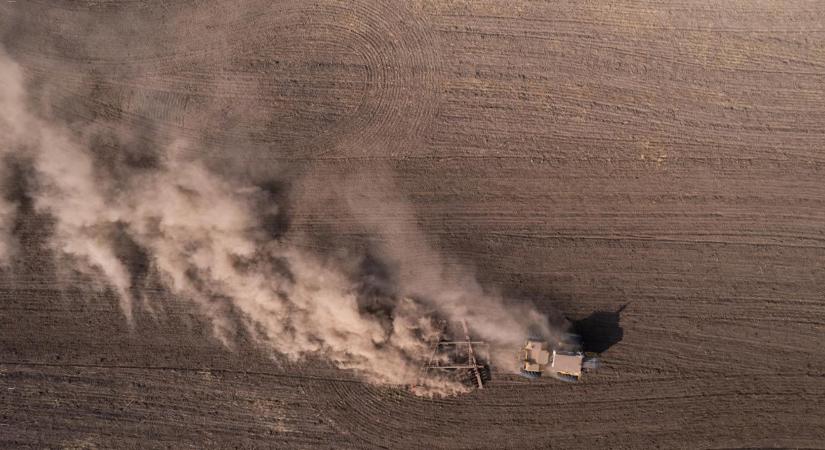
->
519, 370, 542, 379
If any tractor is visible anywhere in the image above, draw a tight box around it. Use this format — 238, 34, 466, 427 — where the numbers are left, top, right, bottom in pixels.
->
519, 333, 600, 382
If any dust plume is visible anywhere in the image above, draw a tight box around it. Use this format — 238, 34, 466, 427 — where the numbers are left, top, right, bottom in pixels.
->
0, 157, 15, 263
0, 48, 561, 394
340, 174, 561, 371
0, 48, 134, 317
0, 49, 24, 264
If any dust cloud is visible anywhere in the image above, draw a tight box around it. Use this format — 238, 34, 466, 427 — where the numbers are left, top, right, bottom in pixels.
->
0, 48, 560, 395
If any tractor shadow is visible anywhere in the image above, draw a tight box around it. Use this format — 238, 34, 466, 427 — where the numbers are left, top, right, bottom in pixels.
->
572, 303, 627, 353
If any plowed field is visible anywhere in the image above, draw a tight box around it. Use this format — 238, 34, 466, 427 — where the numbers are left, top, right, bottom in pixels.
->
1, 1, 824, 448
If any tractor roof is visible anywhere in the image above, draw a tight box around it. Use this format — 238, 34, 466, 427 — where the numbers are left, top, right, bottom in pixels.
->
551, 350, 583, 376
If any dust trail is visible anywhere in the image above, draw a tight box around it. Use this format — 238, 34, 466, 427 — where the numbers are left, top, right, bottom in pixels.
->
0, 162, 14, 264
0, 48, 133, 317
341, 174, 561, 372
0, 49, 458, 393
0, 48, 559, 394
0, 49, 24, 263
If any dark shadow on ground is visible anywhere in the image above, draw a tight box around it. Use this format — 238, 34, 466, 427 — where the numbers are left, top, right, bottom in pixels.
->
257, 179, 292, 239
572, 303, 627, 353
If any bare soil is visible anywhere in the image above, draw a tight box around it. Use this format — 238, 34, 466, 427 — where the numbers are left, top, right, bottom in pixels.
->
1, 1, 824, 448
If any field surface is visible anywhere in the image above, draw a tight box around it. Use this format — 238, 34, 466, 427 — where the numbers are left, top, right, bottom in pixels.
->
1, 1, 824, 448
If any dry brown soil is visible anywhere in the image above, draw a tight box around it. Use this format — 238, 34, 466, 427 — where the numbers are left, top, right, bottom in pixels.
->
1, 1, 824, 448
